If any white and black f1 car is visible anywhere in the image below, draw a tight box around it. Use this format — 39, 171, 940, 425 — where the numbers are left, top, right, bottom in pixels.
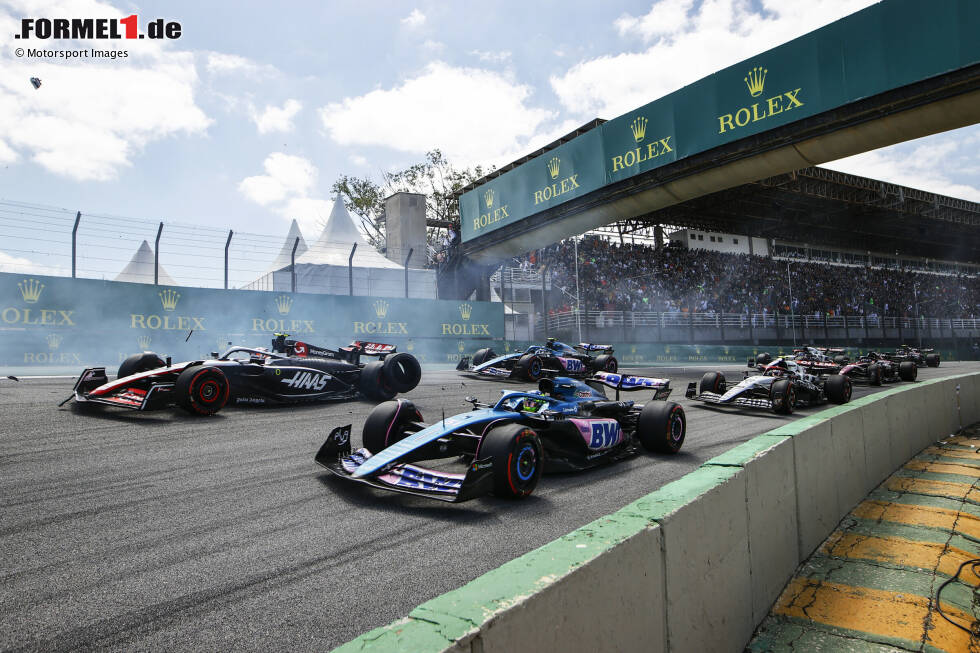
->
456, 338, 618, 381
62, 334, 421, 416
315, 371, 683, 502
686, 357, 851, 414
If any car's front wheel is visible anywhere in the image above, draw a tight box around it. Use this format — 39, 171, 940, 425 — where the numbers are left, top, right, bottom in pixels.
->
770, 379, 795, 415
481, 424, 542, 499
362, 399, 422, 454
175, 365, 229, 415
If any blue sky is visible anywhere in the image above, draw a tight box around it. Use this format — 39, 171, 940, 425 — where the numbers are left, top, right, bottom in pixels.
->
1, 0, 978, 277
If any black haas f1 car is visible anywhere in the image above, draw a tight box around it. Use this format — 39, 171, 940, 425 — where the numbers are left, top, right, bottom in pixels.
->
315, 371, 683, 502
63, 334, 421, 416
886, 345, 940, 368
749, 346, 849, 370
456, 338, 618, 381
686, 357, 851, 415
839, 351, 917, 385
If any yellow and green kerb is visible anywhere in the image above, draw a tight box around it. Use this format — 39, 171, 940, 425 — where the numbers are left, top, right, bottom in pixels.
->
750, 428, 980, 652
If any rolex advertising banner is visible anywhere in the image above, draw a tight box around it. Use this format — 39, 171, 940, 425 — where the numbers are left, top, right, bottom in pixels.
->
460, 0, 980, 242
0, 273, 503, 372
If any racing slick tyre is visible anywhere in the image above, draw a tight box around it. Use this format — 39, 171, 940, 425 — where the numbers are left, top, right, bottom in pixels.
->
825, 374, 852, 405
175, 365, 229, 416
593, 354, 618, 373
360, 361, 396, 401
770, 379, 795, 415
898, 361, 918, 382
756, 352, 772, 366
517, 354, 544, 381
867, 364, 883, 386
382, 353, 422, 393
833, 355, 848, 365
471, 348, 497, 366
925, 353, 940, 367
482, 424, 542, 499
699, 371, 726, 395
362, 399, 422, 454
117, 352, 165, 379
637, 401, 686, 454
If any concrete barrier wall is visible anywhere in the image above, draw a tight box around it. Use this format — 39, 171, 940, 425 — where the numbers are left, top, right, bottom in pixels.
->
334, 372, 980, 653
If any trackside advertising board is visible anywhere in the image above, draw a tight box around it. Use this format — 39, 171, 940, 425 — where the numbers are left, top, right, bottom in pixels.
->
460, 0, 980, 242
0, 273, 502, 370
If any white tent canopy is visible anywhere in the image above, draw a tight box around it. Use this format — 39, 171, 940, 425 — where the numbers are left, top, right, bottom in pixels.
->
245, 199, 437, 298
115, 240, 177, 285
267, 219, 308, 273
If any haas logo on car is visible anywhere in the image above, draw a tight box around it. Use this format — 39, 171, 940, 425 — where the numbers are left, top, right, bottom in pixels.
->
282, 370, 330, 390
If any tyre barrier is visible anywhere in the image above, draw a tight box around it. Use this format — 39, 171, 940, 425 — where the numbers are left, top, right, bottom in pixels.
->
334, 372, 979, 653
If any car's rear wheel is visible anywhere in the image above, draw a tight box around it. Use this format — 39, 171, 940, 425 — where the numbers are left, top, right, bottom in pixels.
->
118, 351, 165, 379
825, 374, 852, 404
593, 354, 617, 373
472, 348, 496, 366
925, 353, 940, 367
481, 424, 542, 499
637, 401, 686, 454
868, 364, 882, 386
756, 352, 772, 366
770, 379, 795, 415
362, 399, 423, 454
382, 353, 421, 393
518, 354, 544, 381
360, 361, 396, 401
175, 365, 229, 415
899, 361, 918, 381
833, 355, 848, 365
699, 371, 726, 395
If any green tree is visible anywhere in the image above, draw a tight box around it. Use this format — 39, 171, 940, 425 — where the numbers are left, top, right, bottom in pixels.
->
331, 149, 491, 258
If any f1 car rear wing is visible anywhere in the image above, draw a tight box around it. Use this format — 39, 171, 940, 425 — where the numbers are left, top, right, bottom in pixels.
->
590, 371, 671, 401
271, 333, 396, 363
576, 342, 614, 352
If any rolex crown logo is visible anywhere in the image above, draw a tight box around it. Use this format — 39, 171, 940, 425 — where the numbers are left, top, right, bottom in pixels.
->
484, 189, 494, 208
629, 116, 647, 143
744, 66, 767, 97
547, 157, 560, 180
275, 294, 293, 315
458, 340, 465, 352
158, 289, 180, 311
458, 303, 472, 320
137, 335, 151, 349
18, 278, 44, 303
46, 333, 62, 350
373, 299, 389, 318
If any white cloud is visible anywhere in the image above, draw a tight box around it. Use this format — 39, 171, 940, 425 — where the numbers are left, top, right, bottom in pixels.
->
0, 1, 210, 181
0, 250, 65, 275
319, 61, 555, 166
250, 99, 303, 134
824, 128, 980, 202
205, 52, 277, 77
470, 50, 512, 64
238, 153, 326, 234
401, 9, 426, 28
0, 138, 16, 164
422, 40, 445, 53
349, 154, 368, 167
551, 0, 877, 118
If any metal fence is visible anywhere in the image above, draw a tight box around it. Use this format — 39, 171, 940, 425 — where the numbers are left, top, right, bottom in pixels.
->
534, 308, 980, 344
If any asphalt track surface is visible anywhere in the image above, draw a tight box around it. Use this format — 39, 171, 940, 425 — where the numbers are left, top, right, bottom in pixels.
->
1, 362, 976, 651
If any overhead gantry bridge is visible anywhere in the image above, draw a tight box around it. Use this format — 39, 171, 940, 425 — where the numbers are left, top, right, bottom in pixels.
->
453, 0, 980, 267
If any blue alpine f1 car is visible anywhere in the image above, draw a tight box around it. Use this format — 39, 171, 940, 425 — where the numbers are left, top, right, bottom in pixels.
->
314, 371, 685, 502
455, 338, 618, 381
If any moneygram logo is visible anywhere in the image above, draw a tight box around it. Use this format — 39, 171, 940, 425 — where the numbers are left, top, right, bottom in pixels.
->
14, 16, 182, 40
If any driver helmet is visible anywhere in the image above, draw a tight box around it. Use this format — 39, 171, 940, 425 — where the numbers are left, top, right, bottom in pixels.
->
521, 397, 546, 413
250, 347, 270, 364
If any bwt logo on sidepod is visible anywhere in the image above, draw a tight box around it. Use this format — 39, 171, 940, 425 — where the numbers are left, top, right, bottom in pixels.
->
15, 16, 182, 40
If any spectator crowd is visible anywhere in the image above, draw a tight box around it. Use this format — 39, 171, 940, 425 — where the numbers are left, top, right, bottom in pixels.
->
526, 237, 979, 319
